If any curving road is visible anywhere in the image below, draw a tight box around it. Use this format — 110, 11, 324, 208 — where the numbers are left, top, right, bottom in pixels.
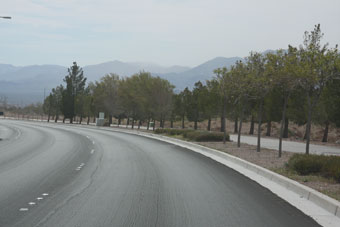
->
0, 119, 320, 227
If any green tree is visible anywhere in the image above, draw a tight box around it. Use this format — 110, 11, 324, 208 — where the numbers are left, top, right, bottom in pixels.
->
298, 24, 339, 154
247, 52, 273, 152
62, 62, 87, 123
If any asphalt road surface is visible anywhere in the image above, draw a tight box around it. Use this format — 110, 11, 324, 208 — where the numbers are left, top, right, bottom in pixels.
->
0, 119, 320, 227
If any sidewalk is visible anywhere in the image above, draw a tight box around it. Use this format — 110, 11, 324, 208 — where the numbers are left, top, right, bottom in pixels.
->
4, 117, 339, 155
230, 134, 340, 155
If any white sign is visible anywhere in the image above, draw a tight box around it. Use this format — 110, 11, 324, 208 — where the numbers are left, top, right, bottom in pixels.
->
99, 112, 104, 119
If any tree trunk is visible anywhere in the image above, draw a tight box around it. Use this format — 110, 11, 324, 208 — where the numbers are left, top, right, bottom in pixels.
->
170, 120, 173, 128
249, 115, 254, 135
220, 116, 225, 132
322, 120, 329, 143
279, 96, 288, 158
234, 117, 238, 133
63, 116, 65, 123
132, 117, 135, 129
222, 96, 227, 144
207, 117, 211, 131
266, 121, 271, 136
256, 99, 263, 152
237, 118, 243, 148
109, 114, 112, 125
161, 120, 165, 129
153, 120, 156, 131
237, 107, 245, 148
55, 113, 59, 123
305, 95, 313, 155
87, 113, 90, 125
47, 111, 50, 123
93, 115, 96, 123
126, 117, 130, 128
79, 115, 82, 124
283, 117, 289, 138
194, 120, 198, 130
70, 117, 73, 124
118, 116, 121, 126
147, 118, 150, 130
138, 120, 141, 129
182, 115, 185, 129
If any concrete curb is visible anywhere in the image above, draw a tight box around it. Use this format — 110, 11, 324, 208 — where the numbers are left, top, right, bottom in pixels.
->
106, 128, 340, 221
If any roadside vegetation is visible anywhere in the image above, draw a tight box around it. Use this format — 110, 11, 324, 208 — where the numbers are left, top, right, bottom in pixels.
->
155, 128, 229, 142
2, 24, 340, 157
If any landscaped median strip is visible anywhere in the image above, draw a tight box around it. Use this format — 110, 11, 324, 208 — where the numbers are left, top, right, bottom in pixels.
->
107, 127, 340, 227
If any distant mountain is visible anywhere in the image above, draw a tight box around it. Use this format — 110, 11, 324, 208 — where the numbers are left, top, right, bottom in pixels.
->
0, 57, 242, 105
158, 57, 243, 91
83, 61, 191, 82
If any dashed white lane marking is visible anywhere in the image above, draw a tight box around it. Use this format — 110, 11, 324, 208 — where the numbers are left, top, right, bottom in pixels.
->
19, 208, 28, 211
28, 202, 36, 206
91, 149, 95, 154
86, 136, 90, 139
42, 193, 49, 196
80, 163, 84, 167
92, 141, 95, 145
37, 197, 43, 201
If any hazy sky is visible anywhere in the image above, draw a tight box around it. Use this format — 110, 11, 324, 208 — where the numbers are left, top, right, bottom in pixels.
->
1, 0, 339, 67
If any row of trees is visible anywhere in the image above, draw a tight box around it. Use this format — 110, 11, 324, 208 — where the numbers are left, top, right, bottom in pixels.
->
42, 24, 339, 157
43, 66, 175, 130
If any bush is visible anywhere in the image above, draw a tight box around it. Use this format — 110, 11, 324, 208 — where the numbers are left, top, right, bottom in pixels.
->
154, 128, 229, 142
155, 128, 193, 136
287, 154, 340, 182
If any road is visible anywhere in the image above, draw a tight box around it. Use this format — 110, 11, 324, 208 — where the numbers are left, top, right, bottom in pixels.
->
0, 119, 320, 227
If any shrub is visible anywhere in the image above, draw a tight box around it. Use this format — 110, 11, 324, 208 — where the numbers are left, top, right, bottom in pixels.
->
185, 131, 228, 142
154, 128, 193, 135
154, 128, 229, 142
287, 154, 340, 182
288, 154, 323, 175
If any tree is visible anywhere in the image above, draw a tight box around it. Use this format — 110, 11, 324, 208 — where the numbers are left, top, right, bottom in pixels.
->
51, 85, 64, 122
214, 67, 233, 144
43, 94, 54, 122
266, 48, 301, 157
226, 60, 252, 147
298, 24, 339, 154
62, 62, 86, 123
186, 81, 207, 130
247, 52, 272, 152
92, 74, 121, 124
205, 79, 220, 131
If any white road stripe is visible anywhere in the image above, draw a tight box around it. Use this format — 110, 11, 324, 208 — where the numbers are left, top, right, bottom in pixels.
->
19, 208, 28, 211
28, 202, 36, 206
37, 197, 43, 200
91, 149, 95, 154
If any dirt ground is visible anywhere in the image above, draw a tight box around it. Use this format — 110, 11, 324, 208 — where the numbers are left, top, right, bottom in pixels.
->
196, 141, 340, 201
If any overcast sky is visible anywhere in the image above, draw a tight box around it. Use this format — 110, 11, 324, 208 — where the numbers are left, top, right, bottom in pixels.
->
1, 0, 339, 67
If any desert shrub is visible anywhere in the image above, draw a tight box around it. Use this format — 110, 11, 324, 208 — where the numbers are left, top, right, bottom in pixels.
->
322, 158, 340, 182
287, 154, 340, 182
154, 128, 193, 135
154, 128, 229, 142
185, 131, 228, 142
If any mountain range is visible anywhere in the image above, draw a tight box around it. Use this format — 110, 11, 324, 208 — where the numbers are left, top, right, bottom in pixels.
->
0, 57, 243, 105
